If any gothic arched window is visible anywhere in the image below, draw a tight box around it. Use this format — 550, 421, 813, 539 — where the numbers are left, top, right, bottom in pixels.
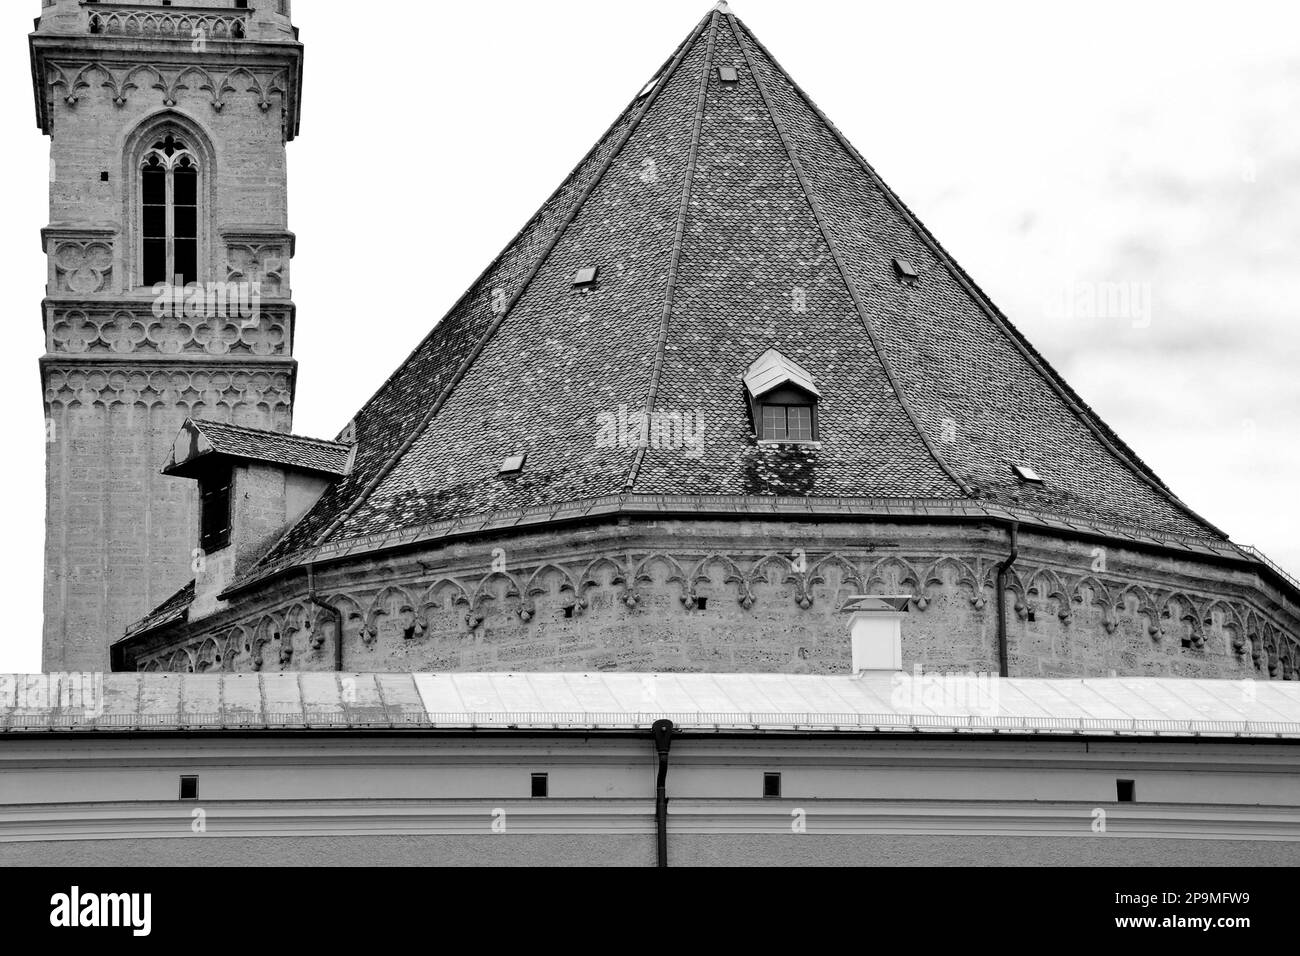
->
141, 134, 200, 286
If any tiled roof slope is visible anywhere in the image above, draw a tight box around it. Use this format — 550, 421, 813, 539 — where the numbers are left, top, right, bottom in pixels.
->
257, 7, 1223, 578
124, 581, 194, 638
179, 420, 352, 477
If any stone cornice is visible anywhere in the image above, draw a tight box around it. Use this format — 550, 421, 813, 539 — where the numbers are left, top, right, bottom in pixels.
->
30, 34, 304, 139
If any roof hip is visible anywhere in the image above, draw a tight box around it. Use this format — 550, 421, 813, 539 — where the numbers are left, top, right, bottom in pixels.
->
731, 17, 1224, 539
309, 13, 717, 548
727, 11, 972, 499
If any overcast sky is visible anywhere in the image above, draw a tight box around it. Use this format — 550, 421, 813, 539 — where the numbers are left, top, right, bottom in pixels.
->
0, 0, 1295, 672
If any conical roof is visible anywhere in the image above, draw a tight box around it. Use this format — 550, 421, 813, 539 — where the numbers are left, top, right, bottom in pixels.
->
256, 5, 1223, 580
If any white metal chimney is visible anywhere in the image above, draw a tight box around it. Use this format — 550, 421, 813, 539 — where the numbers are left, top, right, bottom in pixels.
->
841, 596, 911, 673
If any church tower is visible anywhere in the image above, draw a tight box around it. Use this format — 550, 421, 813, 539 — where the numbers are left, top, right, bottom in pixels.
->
30, 0, 303, 670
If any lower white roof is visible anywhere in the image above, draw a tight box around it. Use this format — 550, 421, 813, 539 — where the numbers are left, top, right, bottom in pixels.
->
2, 672, 1298, 738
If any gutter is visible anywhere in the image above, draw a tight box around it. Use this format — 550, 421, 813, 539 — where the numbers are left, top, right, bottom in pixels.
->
995, 520, 1020, 678
652, 719, 674, 868
306, 564, 343, 672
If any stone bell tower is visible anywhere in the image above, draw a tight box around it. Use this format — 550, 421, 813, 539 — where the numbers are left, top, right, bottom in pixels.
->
30, 0, 304, 670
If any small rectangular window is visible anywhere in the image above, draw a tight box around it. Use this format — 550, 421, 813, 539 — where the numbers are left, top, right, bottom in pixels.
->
763, 772, 781, 798
199, 465, 233, 555
760, 403, 815, 442
718, 66, 739, 83
179, 775, 199, 800
573, 266, 599, 288
531, 773, 549, 798
1116, 779, 1136, 803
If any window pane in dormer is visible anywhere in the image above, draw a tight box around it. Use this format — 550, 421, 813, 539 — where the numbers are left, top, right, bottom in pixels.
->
762, 405, 785, 439
786, 405, 813, 441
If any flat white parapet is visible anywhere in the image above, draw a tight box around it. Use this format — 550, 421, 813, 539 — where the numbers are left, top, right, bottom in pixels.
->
1, 672, 1298, 739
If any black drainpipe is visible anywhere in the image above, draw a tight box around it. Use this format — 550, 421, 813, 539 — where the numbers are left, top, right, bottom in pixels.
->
995, 520, 1020, 678
652, 719, 675, 868
307, 564, 344, 672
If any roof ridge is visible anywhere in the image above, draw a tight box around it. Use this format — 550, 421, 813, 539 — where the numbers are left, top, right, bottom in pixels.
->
732, 16, 1226, 540
309, 13, 718, 548
625, 10, 720, 492
729, 14, 972, 498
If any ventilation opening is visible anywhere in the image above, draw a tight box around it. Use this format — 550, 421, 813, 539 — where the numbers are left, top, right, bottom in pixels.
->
1116, 779, 1136, 803
572, 266, 599, 288
1026, 608, 1037, 623
892, 257, 919, 281
498, 453, 527, 476
531, 773, 549, 798
179, 775, 199, 800
718, 66, 740, 84
696, 597, 708, 611
1012, 464, 1044, 484
99, 171, 109, 182
763, 772, 782, 798
563, 606, 575, 619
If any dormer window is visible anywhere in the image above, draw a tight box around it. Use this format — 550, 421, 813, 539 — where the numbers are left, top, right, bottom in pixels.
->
760, 392, 816, 441
199, 464, 232, 554
744, 349, 821, 444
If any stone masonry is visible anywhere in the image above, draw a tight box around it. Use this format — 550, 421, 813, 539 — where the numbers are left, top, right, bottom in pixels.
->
118, 517, 1300, 680
32, 0, 303, 669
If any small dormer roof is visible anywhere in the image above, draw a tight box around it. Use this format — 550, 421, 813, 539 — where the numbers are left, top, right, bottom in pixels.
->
163, 419, 353, 480
742, 348, 820, 399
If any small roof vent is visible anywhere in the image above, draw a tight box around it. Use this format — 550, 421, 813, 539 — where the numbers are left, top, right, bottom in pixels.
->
1012, 464, 1044, 484
892, 257, 919, 281
717, 66, 739, 84
499, 454, 527, 476
572, 266, 599, 288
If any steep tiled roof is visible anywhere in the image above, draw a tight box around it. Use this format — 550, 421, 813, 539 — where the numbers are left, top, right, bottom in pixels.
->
124, 581, 194, 638
168, 420, 352, 478
251, 6, 1225, 585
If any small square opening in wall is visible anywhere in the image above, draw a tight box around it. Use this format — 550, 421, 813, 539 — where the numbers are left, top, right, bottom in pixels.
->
696, 597, 708, 611
572, 266, 599, 288
1012, 464, 1044, 484
179, 775, 199, 800
1116, 779, 1136, 803
718, 66, 740, 84
531, 773, 549, 798
99, 171, 109, 182
763, 772, 782, 798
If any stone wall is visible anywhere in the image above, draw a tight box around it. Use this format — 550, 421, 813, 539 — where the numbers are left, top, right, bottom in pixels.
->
34, 9, 302, 670
124, 518, 1300, 680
